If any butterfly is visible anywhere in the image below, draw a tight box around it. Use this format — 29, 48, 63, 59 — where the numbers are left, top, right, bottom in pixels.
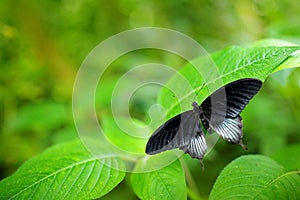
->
145, 78, 262, 168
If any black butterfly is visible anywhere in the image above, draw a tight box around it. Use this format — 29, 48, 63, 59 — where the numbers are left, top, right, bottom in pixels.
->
145, 78, 262, 167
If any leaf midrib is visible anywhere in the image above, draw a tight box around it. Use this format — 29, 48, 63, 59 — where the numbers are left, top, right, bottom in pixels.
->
251, 170, 300, 199
145, 161, 179, 200
154, 169, 175, 199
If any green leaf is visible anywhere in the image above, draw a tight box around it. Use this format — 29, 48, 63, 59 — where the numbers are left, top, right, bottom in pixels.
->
209, 155, 300, 200
0, 140, 125, 200
131, 158, 186, 200
271, 143, 300, 171
273, 50, 300, 72
158, 46, 300, 118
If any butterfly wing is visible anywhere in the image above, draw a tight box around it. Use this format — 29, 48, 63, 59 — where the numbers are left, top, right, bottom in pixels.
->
146, 109, 200, 155
180, 125, 207, 160
200, 78, 262, 145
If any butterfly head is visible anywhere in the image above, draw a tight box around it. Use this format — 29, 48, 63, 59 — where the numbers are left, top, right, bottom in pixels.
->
192, 101, 200, 112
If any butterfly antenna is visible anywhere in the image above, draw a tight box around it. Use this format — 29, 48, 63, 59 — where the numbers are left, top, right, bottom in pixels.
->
193, 83, 205, 102
200, 159, 205, 171
239, 140, 248, 151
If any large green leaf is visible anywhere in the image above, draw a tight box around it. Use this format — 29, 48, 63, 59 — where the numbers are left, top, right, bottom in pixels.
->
131, 158, 186, 200
0, 140, 125, 200
158, 46, 300, 118
209, 155, 300, 200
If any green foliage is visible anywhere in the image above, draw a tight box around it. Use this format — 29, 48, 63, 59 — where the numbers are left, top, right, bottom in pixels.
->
1, 43, 300, 199
131, 159, 186, 200
242, 93, 298, 155
101, 117, 148, 154
159, 46, 300, 118
271, 144, 300, 171
209, 155, 300, 199
2, 1, 300, 198
0, 140, 125, 199
4, 101, 68, 133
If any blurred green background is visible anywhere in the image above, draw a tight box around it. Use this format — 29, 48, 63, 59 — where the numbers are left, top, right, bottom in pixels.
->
1, 0, 300, 199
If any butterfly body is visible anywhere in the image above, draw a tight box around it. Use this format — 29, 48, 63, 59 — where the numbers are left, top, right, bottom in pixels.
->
146, 78, 262, 164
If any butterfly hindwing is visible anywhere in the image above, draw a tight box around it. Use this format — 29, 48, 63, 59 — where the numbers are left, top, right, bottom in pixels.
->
211, 115, 243, 143
180, 123, 207, 160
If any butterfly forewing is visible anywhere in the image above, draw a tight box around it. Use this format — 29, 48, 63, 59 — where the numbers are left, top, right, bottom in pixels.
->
200, 78, 262, 145
201, 78, 262, 120
146, 109, 200, 155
